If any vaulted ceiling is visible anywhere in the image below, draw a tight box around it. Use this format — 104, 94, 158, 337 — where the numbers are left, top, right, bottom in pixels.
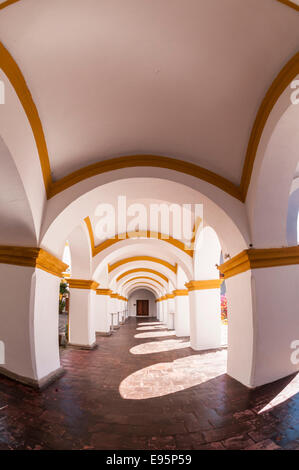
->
1, 0, 298, 202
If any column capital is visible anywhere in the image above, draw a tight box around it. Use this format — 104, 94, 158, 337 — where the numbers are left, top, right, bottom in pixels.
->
0, 246, 68, 277
110, 292, 119, 299
185, 280, 222, 291
166, 293, 175, 299
68, 279, 99, 290
218, 246, 299, 279
173, 289, 189, 296
96, 288, 112, 296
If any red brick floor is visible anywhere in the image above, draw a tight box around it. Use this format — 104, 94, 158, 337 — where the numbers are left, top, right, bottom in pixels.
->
0, 317, 299, 450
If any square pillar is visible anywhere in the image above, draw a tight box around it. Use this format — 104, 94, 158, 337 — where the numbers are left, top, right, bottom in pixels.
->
0, 247, 67, 388
95, 289, 112, 335
68, 279, 99, 349
110, 293, 120, 329
173, 290, 190, 337
166, 293, 175, 330
186, 280, 222, 351
219, 247, 299, 388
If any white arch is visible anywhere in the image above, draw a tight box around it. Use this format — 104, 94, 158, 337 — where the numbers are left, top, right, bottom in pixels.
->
194, 225, 222, 279
118, 276, 167, 292
108, 260, 177, 288
246, 74, 299, 247
126, 285, 160, 298
92, 238, 192, 282
67, 222, 92, 279
122, 280, 163, 297
0, 136, 37, 245
41, 176, 248, 259
0, 70, 46, 242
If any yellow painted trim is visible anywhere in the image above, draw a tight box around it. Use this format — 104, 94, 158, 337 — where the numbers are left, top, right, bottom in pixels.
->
117, 268, 168, 283
240, 52, 299, 200
0, 246, 67, 277
96, 288, 112, 296
0, 42, 52, 197
84, 216, 96, 257
0, 0, 297, 13
160, 296, 167, 301
276, 0, 299, 11
128, 281, 160, 292
0, 0, 22, 10
172, 289, 189, 297
122, 276, 164, 288
185, 280, 223, 291
110, 293, 119, 299
108, 256, 177, 274
68, 279, 99, 290
49, 154, 241, 200
84, 217, 193, 258
84, 218, 193, 258
218, 246, 299, 279
166, 293, 175, 299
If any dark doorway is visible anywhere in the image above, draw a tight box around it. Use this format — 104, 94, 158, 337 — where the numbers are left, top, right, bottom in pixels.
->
136, 300, 149, 316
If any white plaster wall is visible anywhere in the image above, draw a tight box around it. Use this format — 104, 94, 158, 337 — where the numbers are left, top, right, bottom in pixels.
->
189, 289, 221, 351
0, 264, 61, 381
0, 264, 37, 380
128, 289, 156, 317
167, 297, 175, 329
94, 295, 110, 333
69, 288, 96, 346
226, 271, 254, 387
251, 265, 299, 387
175, 295, 190, 337
32, 269, 61, 379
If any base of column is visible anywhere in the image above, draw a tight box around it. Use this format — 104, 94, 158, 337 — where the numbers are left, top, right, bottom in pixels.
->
0, 366, 65, 390
68, 341, 98, 350
96, 331, 112, 337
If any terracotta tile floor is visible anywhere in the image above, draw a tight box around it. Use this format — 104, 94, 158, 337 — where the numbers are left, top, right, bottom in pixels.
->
0, 317, 299, 450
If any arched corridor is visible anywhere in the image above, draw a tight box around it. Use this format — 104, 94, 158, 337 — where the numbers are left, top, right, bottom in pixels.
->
0, 0, 299, 452
0, 317, 298, 450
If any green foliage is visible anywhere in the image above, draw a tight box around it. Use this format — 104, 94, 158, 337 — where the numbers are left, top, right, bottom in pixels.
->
60, 282, 69, 295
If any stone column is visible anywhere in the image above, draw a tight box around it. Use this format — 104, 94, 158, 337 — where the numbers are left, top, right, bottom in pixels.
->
219, 247, 299, 388
186, 280, 222, 351
155, 298, 162, 320
68, 279, 99, 349
95, 289, 112, 336
110, 293, 120, 329
0, 246, 67, 388
173, 289, 190, 337
160, 296, 167, 323
166, 293, 175, 330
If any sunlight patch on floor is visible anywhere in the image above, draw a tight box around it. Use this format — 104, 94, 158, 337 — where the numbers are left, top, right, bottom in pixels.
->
136, 325, 167, 331
134, 330, 176, 339
258, 373, 299, 414
138, 322, 161, 326
130, 338, 190, 355
119, 350, 227, 399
